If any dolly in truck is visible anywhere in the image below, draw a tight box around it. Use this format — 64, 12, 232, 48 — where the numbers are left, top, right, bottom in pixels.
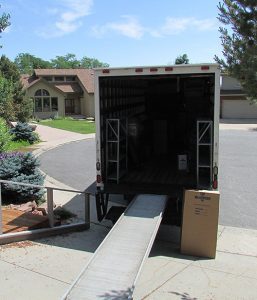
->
93, 64, 220, 223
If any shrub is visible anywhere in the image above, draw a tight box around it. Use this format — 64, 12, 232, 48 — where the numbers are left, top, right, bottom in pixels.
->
0, 152, 45, 203
16, 97, 34, 123
0, 117, 12, 153
10, 122, 39, 144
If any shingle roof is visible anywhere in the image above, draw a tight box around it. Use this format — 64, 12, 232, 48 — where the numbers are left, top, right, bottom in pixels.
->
54, 82, 83, 93
34, 69, 94, 93
20, 74, 40, 88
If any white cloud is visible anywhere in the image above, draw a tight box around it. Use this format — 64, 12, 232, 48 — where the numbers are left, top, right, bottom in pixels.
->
92, 16, 145, 39
39, 0, 93, 38
151, 17, 217, 37
91, 16, 217, 40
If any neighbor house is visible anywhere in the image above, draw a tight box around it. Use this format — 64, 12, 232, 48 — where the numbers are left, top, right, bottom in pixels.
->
220, 74, 257, 118
21, 69, 95, 119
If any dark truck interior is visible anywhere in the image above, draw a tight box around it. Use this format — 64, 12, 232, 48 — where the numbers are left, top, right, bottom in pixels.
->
99, 74, 215, 197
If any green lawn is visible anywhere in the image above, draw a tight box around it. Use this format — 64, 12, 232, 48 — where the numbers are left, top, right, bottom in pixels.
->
7, 140, 32, 152
39, 118, 96, 134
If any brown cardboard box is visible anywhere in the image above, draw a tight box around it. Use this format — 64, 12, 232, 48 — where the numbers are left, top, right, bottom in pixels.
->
181, 189, 220, 258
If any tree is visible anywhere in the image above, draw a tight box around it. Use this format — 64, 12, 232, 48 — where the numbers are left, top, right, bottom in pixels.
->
51, 53, 80, 69
0, 55, 33, 121
0, 7, 10, 47
175, 54, 189, 64
14, 53, 52, 74
0, 75, 14, 120
215, 0, 257, 101
80, 56, 109, 68
51, 53, 109, 69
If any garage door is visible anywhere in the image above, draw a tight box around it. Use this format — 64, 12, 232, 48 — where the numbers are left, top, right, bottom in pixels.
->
222, 100, 257, 119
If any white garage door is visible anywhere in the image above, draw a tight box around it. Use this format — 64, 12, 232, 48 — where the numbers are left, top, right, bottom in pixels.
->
222, 100, 257, 119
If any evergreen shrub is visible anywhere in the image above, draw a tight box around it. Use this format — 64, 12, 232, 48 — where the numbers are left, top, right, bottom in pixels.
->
0, 152, 45, 203
11, 122, 39, 144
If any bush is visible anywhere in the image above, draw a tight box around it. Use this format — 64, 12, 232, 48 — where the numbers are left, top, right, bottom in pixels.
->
16, 97, 33, 123
0, 117, 12, 153
0, 152, 45, 203
10, 122, 39, 144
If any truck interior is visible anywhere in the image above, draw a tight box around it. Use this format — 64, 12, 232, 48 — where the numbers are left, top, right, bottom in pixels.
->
99, 74, 215, 196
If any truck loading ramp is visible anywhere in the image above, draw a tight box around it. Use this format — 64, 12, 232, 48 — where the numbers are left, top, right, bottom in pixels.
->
62, 194, 167, 300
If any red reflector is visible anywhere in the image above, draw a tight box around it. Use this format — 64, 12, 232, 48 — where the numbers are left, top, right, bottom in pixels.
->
102, 69, 110, 74
96, 175, 102, 183
213, 179, 218, 189
165, 67, 173, 71
201, 66, 210, 70
135, 68, 143, 72
150, 68, 158, 72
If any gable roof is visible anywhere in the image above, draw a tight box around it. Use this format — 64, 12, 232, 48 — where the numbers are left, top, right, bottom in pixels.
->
34, 69, 94, 93
21, 68, 94, 94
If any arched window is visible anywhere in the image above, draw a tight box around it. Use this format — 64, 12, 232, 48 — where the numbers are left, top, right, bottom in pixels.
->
35, 89, 50, 97
34, 89, 58, 113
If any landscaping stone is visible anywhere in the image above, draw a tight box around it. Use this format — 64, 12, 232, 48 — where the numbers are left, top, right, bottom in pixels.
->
10, 201, 37, 213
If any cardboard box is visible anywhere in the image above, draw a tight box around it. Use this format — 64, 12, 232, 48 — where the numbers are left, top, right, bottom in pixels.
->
178, 154, 187, 171
181, 189, 220, 258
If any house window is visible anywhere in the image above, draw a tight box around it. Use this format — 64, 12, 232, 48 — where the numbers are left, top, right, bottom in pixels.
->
35, 97, 42, 112
44, 76, 53, 81
51, 97, 58, 111
43, 98, 50, 112
66, 76, 76, 81
54, 76, 64, 81
35, 89, 50, 96
34, 89, 58, 113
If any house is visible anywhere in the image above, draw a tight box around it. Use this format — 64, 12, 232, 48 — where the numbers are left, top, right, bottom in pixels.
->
220, 74, 257, 118
21, 69, 95, 119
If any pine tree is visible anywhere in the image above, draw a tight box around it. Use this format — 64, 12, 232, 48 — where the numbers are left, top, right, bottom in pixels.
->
215, 0, 257, 101
175, 54, 189, 65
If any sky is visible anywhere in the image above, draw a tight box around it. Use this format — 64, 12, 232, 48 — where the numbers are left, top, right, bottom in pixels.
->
1, 0, 223, 67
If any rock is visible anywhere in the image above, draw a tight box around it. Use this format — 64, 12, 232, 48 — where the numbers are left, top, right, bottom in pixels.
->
16, 201, 37, 212
31, 209, 43, 216
37, 201, 56, 215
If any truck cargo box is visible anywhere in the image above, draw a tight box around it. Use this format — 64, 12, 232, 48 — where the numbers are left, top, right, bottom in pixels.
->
94, 64, 220, 222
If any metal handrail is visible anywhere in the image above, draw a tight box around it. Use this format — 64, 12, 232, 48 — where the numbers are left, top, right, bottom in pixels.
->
0, 179, 90, 236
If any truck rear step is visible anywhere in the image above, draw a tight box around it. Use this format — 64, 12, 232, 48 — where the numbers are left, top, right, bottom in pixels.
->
63, 194, 167, 300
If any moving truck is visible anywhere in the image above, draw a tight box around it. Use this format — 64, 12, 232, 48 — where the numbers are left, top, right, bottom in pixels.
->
94, 64, 220, 222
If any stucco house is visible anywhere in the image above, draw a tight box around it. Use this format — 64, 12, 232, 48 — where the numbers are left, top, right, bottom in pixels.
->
21, 69, 95, 119
220, 75, 257, 118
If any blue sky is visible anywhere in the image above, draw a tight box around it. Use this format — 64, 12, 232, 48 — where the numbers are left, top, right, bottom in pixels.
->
1, 0, 223, 67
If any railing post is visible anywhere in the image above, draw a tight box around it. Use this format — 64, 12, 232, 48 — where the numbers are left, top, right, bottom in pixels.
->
85, 193, 90, 229
0, 183, 2, 235
47, 187, 54, 228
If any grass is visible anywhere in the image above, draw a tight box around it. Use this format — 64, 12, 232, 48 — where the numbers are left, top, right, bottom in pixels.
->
7, 140, 32, 152
39, 118, 95, 134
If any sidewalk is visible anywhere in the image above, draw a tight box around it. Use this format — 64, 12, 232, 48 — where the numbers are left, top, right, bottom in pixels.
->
0, 125, 257, 299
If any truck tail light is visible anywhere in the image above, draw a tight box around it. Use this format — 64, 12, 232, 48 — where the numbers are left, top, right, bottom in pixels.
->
201, 66, 210, 70
213, 178, 218, 189
165, 67, 173, 71
102, 69, 110, 74
96, 175, 102, 183
213, 165, 218, 189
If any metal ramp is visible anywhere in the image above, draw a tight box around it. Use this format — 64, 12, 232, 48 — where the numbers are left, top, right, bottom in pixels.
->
63, 194, 167, 300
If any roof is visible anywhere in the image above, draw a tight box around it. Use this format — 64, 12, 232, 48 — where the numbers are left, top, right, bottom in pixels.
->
20, 74, 41, 88
54, 82, 83, 93
34, 69, 94, 93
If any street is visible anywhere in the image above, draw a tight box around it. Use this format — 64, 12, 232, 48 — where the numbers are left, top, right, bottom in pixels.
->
39, 126, 257, 230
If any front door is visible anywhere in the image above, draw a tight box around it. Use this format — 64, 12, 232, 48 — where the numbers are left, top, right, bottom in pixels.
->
65, 99, 75, 114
